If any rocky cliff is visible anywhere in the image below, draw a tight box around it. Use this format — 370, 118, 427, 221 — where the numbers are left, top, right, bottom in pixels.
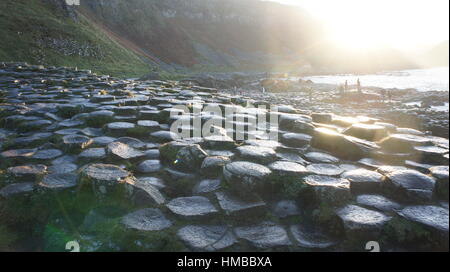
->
79, 0, 323, 70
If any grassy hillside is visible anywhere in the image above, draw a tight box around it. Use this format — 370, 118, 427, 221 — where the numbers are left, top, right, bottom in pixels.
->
0, 0, 154, 78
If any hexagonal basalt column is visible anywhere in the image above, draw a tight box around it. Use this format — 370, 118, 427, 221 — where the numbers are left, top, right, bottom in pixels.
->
223, 161, 272, 196
81, 163, 134, 198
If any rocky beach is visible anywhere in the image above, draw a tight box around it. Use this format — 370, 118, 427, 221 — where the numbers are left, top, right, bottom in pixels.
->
0, 62, 448, 252
185, 72, 449, 138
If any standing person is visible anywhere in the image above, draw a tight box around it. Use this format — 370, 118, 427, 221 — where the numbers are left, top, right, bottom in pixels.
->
344, 80, 348, 93
387, 90, 392, 102
357, 78, 361, 93
380, 89, 386, 102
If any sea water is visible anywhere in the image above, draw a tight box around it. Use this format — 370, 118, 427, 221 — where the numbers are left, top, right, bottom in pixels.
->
304, 66, 449, 92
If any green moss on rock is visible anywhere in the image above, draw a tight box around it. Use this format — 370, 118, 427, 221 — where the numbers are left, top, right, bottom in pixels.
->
382, 217, 437, 250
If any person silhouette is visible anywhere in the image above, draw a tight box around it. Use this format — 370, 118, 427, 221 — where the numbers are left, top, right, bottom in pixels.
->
380, 89, 386, 102
357, 78, 361, 93
387, 90, 392, 102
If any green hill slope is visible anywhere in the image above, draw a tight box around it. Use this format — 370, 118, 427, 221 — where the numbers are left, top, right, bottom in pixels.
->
0, 0, 154, 77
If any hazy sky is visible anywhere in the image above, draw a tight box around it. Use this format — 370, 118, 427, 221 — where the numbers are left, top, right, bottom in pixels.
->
264, 0, 449, 49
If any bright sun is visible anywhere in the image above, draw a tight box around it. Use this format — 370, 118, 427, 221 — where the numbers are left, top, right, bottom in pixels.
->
269, 0, 449, 50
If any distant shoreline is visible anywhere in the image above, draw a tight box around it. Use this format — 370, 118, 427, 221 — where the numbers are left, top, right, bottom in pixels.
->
302, 66, 449, 93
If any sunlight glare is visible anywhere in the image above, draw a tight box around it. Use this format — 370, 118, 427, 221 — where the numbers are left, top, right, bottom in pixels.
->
267, 0, 449, 50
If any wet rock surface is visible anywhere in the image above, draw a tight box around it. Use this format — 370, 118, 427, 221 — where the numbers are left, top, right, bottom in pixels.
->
7, 164, 47, 180
193, 179, 221, 195
236, 145, 277, 163
234, 221, 292, 249
341, 169, 383, 194
290, 223, 338, 249
223, 161, 272, 195
0, 182, 34, 198
356, 194, 402, 213
383, 170, 436, 202
307, 164, 344, 176
269, 161, 308, 177
398, 205, 449, 233
39, 173, 78, 191
303, 175, 351, 206
82, 163, 131, 183
166, 196, 218, 218
200, 156, 231, 177
136, 160, 162, 174
336, 205, 392, 237
107, 142, 145, 161
32, 149, 63, 160
216, 191, 266, 218
0, 63, 448, 252
121, 208, 172, 231
62, 135, 93, 150
79, 148, 106, 161
177, 225, 236, 252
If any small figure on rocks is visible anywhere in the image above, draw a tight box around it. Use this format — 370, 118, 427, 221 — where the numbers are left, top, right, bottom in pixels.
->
380, 89, 386, 102
357, 78, 361, 93
344, 80, 348, 92
387, 90, 393, 102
